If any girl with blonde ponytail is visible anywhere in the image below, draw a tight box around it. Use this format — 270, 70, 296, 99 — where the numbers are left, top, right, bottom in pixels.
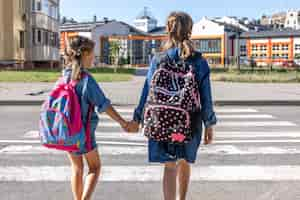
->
130, 11, 217, 200
63, 35, 131, 200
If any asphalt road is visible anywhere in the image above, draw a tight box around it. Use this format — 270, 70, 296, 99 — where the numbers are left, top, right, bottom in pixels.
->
1, 105, 300, 200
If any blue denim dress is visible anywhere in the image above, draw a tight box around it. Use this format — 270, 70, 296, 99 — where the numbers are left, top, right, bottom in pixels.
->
133, 48, 217, 163
63, 68, 111, 155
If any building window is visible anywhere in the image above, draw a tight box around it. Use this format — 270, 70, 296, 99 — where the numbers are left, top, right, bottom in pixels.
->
19, 0, 24, 12
240, 45, 247, 52
272, 54, 280, 59
19, 31, 25, 48
251, 45, 257, 51
272, 44, 279, 51
32, 0, 35, 10
37, 30, 42, 44
282, 44, 289, 51
295, 44, 300, 51
251, 54, 258, 58
42, 0, 49, 14
260, 54, 267, 58
44, 31, 49, 45
260, 45, 267, 51
282, 54, 289, 59
193, 39, 221, 53
36, 0, 41, 11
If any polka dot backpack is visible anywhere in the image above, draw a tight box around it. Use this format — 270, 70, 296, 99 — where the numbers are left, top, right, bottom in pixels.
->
143, 53, 201, 144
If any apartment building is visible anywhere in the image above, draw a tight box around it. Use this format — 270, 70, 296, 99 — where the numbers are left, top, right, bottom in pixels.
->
0, 0, 60, 68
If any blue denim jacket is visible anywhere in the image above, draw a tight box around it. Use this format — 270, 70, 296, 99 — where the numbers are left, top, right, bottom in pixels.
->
63, 68, 111, 133
133, 48, 217, 128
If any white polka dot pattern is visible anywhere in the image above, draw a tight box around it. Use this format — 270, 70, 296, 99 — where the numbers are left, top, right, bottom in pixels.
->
143, 59, 201, 144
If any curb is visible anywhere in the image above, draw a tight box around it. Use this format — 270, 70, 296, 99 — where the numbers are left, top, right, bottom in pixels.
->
1, 100, 300, 106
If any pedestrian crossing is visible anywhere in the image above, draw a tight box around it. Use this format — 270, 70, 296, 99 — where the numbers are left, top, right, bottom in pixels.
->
0, 106, 300, 183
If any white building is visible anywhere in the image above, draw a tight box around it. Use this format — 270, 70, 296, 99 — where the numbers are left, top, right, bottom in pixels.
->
214, 16, 250, 31
133, 7, 158, 33
285, 10, 300, 30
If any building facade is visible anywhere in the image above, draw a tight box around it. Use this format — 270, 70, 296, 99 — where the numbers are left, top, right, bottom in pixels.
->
60, 20, 152, 66
239, 30, 300, 66
285, 10, 300, 30
0, 0, 60, 68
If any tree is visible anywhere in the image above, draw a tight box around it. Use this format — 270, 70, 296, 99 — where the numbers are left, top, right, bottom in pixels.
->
109, 40, 122, 72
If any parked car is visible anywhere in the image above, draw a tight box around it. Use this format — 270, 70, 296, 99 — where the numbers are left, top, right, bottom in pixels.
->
282, 60, 300, 68
282, 60, 294, 68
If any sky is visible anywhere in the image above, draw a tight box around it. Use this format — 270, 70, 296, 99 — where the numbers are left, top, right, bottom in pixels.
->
61, 0, 300, 25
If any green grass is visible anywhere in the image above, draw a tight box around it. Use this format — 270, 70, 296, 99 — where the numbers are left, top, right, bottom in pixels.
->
0, 67, 136, 82
211, 68, 300, 83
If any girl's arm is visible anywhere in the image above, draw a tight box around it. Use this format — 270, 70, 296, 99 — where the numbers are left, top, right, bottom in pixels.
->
86, 76, 129, 130
198, 59, 217, 144
105, 105, 129, 131
130, 57, 157, 132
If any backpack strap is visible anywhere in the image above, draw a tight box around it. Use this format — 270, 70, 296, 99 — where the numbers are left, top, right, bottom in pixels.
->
80, 71, 95, 152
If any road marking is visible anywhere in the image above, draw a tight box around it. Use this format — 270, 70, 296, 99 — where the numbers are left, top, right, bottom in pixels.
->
111, 108, 135, 113
2, 165, 300, 182
24, 131, 146, 141
110, 108, 258, 114
99, 114, 272, 120
216, 114, 274, 119
214, 108, 258, 113
8, 137, 300, 145
0, 140, 147, 146
97, 121, 297, 128
217, 121, 296, 127
216, 131, 300, 138
2, 145, 300, 155
215, 139, 300, 144
24, 130, 300, 140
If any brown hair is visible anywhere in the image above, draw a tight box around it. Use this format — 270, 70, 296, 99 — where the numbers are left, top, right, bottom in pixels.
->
163, 11, 194, 59
64, 36, 95, 80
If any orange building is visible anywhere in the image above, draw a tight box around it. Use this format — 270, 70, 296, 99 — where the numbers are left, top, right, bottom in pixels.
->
239, 30, 300, 66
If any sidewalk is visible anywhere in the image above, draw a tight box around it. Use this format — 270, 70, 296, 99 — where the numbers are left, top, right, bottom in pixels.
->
0, 76, 300, 106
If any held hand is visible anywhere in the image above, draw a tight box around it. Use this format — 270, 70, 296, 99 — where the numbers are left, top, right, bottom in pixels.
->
204, 127, 214, 145
120, 120, 131, 133
127, 121, 140, 133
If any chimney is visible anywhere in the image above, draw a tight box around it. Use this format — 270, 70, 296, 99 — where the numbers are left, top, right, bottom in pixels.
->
93, 15, 97, 22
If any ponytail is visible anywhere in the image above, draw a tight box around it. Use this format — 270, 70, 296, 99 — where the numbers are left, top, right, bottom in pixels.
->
71, 58, 81, 81
164, 12, 194, 59
64, 36, 95, 80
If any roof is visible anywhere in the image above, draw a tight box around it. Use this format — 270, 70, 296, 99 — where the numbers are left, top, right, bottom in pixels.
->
118, 21, 149, 35
148, 26, 166, 35
92, 21, 149, 36
240, 29, 300, 38
60, 20, 115, 32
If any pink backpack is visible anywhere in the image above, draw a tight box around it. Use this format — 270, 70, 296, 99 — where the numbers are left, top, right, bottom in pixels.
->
39, 73, 93, 153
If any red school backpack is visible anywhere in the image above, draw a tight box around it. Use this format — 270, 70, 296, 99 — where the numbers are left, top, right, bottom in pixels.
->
143, 53, 201, 144
39, 72, 93, 153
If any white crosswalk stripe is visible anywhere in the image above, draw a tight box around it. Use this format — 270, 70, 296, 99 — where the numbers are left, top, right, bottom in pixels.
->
1, 106, 300, 182
2, 165, 300, 182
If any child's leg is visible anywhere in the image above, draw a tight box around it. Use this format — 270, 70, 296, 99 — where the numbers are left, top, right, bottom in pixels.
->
82, 148, 101, 200
67, 153, 84, 200
163, 162, 177, 200
177, 160, 191, 200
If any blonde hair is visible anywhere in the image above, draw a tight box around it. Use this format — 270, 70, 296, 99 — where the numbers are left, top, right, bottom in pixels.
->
64, 36, 95, 80
163, 11, 194, 59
